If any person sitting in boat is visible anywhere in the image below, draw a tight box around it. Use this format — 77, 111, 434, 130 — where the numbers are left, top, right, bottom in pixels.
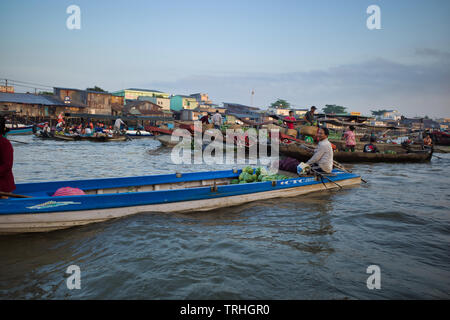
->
306, 127, 333, 173
363, 137, 380, 153
423, 134, 433, 147
94, 123, 104, 134
0, 117, 15, 198
64, 125, 71, 134
343, 125, 356, 152
42, 122, 51, 137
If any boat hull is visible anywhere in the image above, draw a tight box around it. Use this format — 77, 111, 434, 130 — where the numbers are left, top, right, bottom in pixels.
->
0, 170, 360, 234
280, 144, 433, 163
8, 125, 33, 135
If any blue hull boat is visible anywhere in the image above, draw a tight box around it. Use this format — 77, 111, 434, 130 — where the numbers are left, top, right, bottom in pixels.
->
0, 169, 361, 234
8, 125, 33, 135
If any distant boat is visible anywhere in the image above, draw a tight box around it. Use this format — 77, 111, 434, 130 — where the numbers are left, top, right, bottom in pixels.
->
430, 131, 450, 146
35, 132, 128, 142
280, 143, 433, 163
0, 169, 361, 234
6, 124, 33, 135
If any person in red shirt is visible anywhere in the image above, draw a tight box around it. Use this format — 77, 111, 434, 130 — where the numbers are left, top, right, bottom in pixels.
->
0, 117, 16, 197
284, 111, 296, 130
200, 113, 210, 124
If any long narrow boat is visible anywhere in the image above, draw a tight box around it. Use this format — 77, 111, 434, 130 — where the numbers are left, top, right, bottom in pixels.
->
0, 169, 360, 234
7, 125, 33, 135
280, 143, 433, 163
45, 133, 128, 142
431, 131, 450, 146
329, 139, 423, 153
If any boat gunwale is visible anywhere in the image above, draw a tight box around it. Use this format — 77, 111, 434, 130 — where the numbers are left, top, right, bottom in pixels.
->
1, 170, 359, 215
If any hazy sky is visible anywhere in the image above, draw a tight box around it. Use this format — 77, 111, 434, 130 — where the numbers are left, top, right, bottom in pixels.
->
1, 0, 449, 117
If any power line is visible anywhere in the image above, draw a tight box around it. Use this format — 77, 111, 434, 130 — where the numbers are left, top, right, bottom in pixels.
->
2, 81, 51, 91
9, 83, 52, 91
0, 78, 54, 89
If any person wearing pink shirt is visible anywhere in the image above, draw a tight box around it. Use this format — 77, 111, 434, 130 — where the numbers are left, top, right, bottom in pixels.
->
343, 125, 356, 152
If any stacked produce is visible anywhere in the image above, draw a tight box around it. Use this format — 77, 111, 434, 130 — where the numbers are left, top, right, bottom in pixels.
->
230, 166, 290, 184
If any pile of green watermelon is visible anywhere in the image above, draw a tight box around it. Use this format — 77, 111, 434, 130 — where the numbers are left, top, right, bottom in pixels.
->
230, 166, 290, 184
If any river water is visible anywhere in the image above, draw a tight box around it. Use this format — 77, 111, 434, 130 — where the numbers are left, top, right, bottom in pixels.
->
1, 135, 449, 299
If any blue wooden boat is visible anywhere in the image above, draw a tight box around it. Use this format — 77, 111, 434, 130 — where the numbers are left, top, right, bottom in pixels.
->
0, 169, 361, 234
7, 125, 33, 135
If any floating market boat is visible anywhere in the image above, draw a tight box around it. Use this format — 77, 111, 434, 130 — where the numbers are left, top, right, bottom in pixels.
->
0, 169, 361, 234
7, 124, 33, 135
37, 133, 128, 142
145, 125, 174, 136
280, 143, 433, 163
329, 139, 423, 153
430, 131, 450, 146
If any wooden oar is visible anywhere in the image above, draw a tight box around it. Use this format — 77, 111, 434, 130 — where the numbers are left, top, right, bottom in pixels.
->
310, 168, 343, 189
0, 192, 32, 198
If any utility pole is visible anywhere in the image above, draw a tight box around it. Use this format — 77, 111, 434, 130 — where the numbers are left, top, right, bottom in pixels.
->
251, 89, 254, 108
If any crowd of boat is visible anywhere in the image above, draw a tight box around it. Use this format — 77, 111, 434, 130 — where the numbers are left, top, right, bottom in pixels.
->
1, 113, 448, 235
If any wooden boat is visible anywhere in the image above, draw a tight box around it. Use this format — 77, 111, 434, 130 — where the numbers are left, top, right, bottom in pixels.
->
145, 125, 173, 136
430, 131, 450, 146
85, 135, 128, 142
280, 143, 433, 163
53, 134, 82, 141
0, 169, 360, 234
329, 139, 423, 153
49, 133, 128, 142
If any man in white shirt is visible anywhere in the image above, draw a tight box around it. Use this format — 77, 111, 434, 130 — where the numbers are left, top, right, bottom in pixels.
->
114, 118, 126, 134
211, 110, 222, 129
306, 127, 333, 173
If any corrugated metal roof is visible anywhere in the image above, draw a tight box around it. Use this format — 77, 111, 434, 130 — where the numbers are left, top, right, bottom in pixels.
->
126, 88, 164, 93
0, 92, 87, 108
55, 87, 112, 96
0, 93, 62, 105
228, 112, 261, 119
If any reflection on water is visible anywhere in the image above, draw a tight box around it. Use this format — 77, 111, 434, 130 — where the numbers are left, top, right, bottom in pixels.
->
1, 135, 449, 299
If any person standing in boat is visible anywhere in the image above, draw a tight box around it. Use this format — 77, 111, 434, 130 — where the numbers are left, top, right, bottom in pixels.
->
304, 106, 317, 126
343, 125, 356, 152
284, 111, 296, 129
200, 113, 210, 124
114, 118, 127, 134
306, 127, 333, 173
211, 110, 223, 130
0, 117, 15, 198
